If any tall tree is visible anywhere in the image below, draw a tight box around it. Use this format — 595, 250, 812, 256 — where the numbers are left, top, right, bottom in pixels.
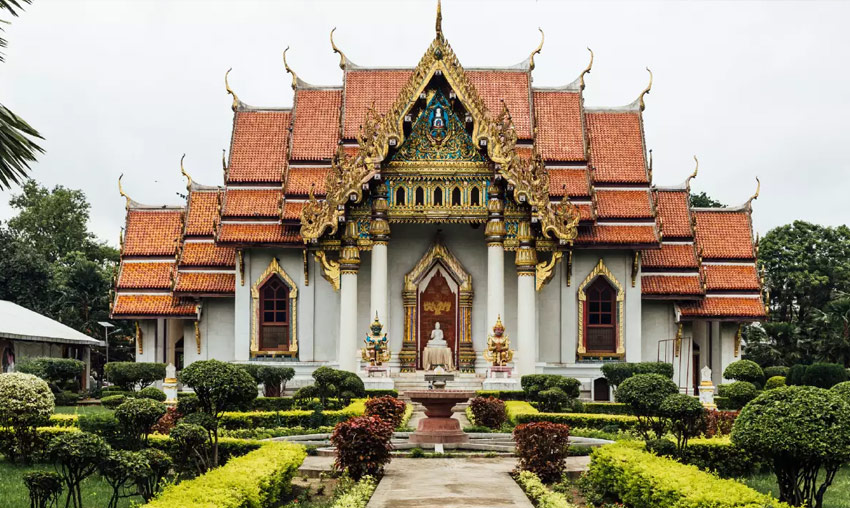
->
689, 191, 725, 208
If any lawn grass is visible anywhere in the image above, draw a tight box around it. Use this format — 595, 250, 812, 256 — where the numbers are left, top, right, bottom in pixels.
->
53, 405, 112, 416
0, 458, 143, 508
744, 465, 850, 508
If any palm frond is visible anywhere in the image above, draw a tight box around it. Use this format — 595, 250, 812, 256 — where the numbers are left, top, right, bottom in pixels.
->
0, 1, 30, 17
0, 103, 43, 189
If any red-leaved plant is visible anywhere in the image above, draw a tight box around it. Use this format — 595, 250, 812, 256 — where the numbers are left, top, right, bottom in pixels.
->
151, 406, 182, 435
469, 396, 507, 429
331, 415, 394, 480
364, 396, 407, 428
513, 421, 571, 482
701, 409, 739, 437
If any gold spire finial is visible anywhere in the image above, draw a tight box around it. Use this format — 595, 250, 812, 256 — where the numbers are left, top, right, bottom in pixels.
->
579, 47, 593, 90
686, 155, 699, 189
638, 67, 653, 111
283, 47, 298, 91
224, 68, 239, 112
747, 177, 761, 206
180, 153, 192, 191
118, 173, 130, 209
330, 27, 347, 70
435, 0, 443, 37
529, 28, 544, 71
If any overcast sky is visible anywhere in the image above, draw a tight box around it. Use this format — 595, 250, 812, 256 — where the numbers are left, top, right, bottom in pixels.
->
1, 0, 848, 246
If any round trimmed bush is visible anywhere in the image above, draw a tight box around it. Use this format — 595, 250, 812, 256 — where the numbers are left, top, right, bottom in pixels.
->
364, 396, 407, 428
468, 396, 507, 429
787, 364, 807, 385
801, 362, 848, 389
717, 381, 758, 409
633, 362, 674, 379
615, 373, 678, 439
513, 421, 571, 483
831, 381, 850, 404
723, 360, 765, 388
763, 366, 789, 379
660, 393, 705, 450
23, 471, 62, 508
137, 387, 167, 402
0, 373, 55, 462
331, 415, 395, 480
49, 431, 110, 508
601, 363, 634, 387
765, 375, 786, 390
115, 398, 167, 447
646, 438, 677, 457
101, 394, 127, 409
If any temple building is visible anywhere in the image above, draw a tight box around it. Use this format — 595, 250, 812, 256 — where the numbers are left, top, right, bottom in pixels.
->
111, 6, 767, 397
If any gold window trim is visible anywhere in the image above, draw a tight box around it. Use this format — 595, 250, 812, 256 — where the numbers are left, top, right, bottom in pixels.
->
250, 257, 298, 358
577, 258, 625, 358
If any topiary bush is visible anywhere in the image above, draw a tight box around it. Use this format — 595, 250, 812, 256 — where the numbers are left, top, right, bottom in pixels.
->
659, 393, 705, 451
100, 449, 145, 508
765, 375, 786, 390
261, 366, 295, 397
787, 364, 807, 385
101, 394, 127, 409
176, 392, 199, 415
614, 373, 678, 440
23, 471, 63, 508
169, 422, 212, 475
763, 366, 789, 379
801, 362, 848, 389
723, 360, 765, 388
137, 386, 167, 402
700, 410, 739, 438
717, 381, 759, 409
633, 361, 674, 379
513, 421, 571, 483
78, 412, 125, 448
732, 385, 850, 508
468, 396, 507, 429
831, 381, 850, 404
0, 372, 55, 463
104, 362, 166, 391
600, 363, 634, 388
17, 357, 85, 392
133, 448, 173, 502
520, 374, 581, 412
49, 431, 110, 508
114, 397, 167, 448
364, 396, 407, 428
331, 415, 394, 480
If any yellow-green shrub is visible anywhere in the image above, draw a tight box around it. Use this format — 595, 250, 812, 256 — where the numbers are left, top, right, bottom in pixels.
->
505, 401, 537, 424
515, 471, 577, 508
144, 441, 306, 508
221, 399, 366, 429
48, 414, 78, 428
587, 442, 791, 508
514, 411, 638, 431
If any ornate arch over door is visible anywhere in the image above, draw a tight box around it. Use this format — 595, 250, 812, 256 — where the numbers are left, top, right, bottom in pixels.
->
399, 235, 474, 372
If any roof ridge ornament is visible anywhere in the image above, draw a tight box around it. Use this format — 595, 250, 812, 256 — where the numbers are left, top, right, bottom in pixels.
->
118, 173, 131, 209
330, 27, 350, 70
436, 0, 443, 38
224, 68, 239, 112
686, 155, 699, 190
180, 154, 192, 191
528, 28, 544, 71
747, 177, 760, 207
579, 47, 593, 90
638, 67, 652, 111
283, 47, 298, 91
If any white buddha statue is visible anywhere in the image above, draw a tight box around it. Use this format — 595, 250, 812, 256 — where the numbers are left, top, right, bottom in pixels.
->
427, 322, 447, 348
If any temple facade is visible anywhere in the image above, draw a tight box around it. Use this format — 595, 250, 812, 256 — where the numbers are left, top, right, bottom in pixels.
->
111, 9, 766, 397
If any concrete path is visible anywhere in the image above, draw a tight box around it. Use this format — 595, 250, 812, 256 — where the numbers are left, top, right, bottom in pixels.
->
366, 458, 533, 508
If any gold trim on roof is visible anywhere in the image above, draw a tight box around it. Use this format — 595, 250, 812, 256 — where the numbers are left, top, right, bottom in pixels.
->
528, 28, 544, 71
180, 154, 192, 191
535, 251, 562, 292
224, 68, 239, 112
638, 67, 653, 112
118, 174, 131, 210
579, 48, 593, 91
330, 28, 348, 70
314, 250, 340, 291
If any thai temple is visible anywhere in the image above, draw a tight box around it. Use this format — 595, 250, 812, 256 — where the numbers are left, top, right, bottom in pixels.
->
111, 4, 767, 398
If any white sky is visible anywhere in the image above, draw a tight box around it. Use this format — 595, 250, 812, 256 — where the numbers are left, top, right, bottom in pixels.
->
1, 0, 848, 246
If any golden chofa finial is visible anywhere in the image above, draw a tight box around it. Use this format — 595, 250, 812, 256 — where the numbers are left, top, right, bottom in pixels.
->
686, 155, 699, 189
224, 68, 239, 112
638, 67, 653, 112
579, 47, 594, 90
180, 153, 192, 191
747, 177, 761, 207
529, 28, 544, 71
330, 27, 347, 70
282, 46, 297, 91
118, 173, 131, 209
221, 149, 227, 173
435, 0, 443, 37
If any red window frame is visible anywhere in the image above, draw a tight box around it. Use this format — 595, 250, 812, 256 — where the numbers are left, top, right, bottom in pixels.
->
583, 277, 617, 353
259, 276, 290, 351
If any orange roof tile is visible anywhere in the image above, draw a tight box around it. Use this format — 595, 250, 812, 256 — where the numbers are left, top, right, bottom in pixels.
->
228, 111, 291, 183
285, 168, 331, 196
343, 70, 412, 139
291, 89, 342, 161
703, 264, 761, 291
180, 242, 236, 267
693, 211, 755, 259
678, 297, 766, 319
642, 243, 699, 269
576, 224, 658, 246
222, 189, 281, 218
467, 71, 532, 139
655, 190, 693, 238
533, 91, 584, 161
595, 190, 654, 219
185, 190, 220, 237
642, 275, 703, 296
123, 209, 183, 257
117, 262, 174, 290
586, 112, 648, 184
282, 200, 305, 221
575, 203, 594, 222
174, 272, 235, 294
112, 294, 197, 317
549, 168, 590, 197
217, 223, 301, 244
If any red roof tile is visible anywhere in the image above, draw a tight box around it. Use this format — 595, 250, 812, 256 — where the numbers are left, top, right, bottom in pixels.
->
174, 272, 235, 294
185, 190, 220, 236
693, 211, 755, 259
285, 168, 331, 196
222, 189, 281, 218
217, 223, 301, 244
679, 297, 766, 319
291, 89, 342, 161
595, 190, 654, 219
655, 190, 693, 239
123, 210, 183, 257
282, 200, 305, 221
575, 203, 594, 221
228, 111, 291, 183
467, 71, 532, 139
533, 91, 584, 161
586, 112, 648, 184
576, 224, 658, 246
112, 294, 197, 317
343, 70, 411, 139
642, 275, 703, 296
180, 242, 236, 267
549, 168, 590, 198
642, 243, 699, 269
703, 264, 761, 291
117, 262, 174, 290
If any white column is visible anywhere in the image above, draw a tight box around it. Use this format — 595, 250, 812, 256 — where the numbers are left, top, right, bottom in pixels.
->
338, 271, 359, 372
371, 243, 389, 332
517, 273, 537, 377
487, 244, 504, 329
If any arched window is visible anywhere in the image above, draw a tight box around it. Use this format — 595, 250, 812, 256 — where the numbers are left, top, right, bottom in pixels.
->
584, 277, 617, 353
415, 187, 425, 206
451, 187, 462, 206
396, 187, 406, 206
434, 187, 443, 206
260, 276, 290, 351
470, 187, 481, 206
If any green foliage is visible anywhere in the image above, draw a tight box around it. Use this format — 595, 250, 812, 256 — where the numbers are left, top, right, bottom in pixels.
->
114, 398, 166, 448
513, 412, 638, 431
364, 396, 407, 428
690, 191, 725, 208
723, 360, 765, 388
331, 415, 395, 480
16, 357, 85, 390
717, 381, 759, 409
77, 412, 125, 448
365, 389, 399, 398
681, 436, 760, 478
23, 470, 63, 508
514, 421, 571, 482
764, 366, 790, 379
614, 373, 678, 439
303, 366, 366, 409
468, 396, 507, 429
48, 431, 110, 508
788, 364, 807, 385
329, 475, 378, 508
831, 381, 850, 404
53, 390, 79, 406
137, 386, 167, 402
660, 394, 705, 451
176, 392, 200, 415
633, 361, 675, 378
0, 372, 54, 462
732, 385, 850, 508
104, 362, 166, 391
132, 448, 173, 502
582, 402, 631, 415
100, 449, 145, 508
101, 394, 127, 409
473, 389, 526, 401
801, 362, 848, 388
250, 396, 296, 411
219, 399, 365, 430
237, 364, 296, 396
521, 374, 581, 412
601, 363, 634, 387
586, 441, 791, 508
170, 422, 212, 475
515, 470, 578, 508
765, 376, 786, 390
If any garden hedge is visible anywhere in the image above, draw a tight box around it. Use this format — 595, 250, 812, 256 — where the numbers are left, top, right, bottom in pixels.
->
143, 441, 306, 508
514, 412, 638, 431
365, 389, 399, 398
250, 397, 297, 412
582, 402, 631, 415
475, 390, 527, 401
515, 470, 578, 508
587, 442, 791, 508
679, 436, 761, 478
220, 399, 365, 430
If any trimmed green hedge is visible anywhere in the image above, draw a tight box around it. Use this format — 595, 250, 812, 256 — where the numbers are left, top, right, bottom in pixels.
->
143, 441, 306, 508
475, 390, 527, 401
505, 401, 538, 424
514, 412, 638, 431
47, 414, 78, 427
365, 389, 399, 398
515, 470, 578, 508
250, 397, 297, 412
582, 402, 631, 415
681, 436, 761, 478
587, 442, 791, 507
220, 399, 366, 430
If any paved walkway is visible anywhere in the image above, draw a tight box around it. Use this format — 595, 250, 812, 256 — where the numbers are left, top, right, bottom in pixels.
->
366, 458, 533, 508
